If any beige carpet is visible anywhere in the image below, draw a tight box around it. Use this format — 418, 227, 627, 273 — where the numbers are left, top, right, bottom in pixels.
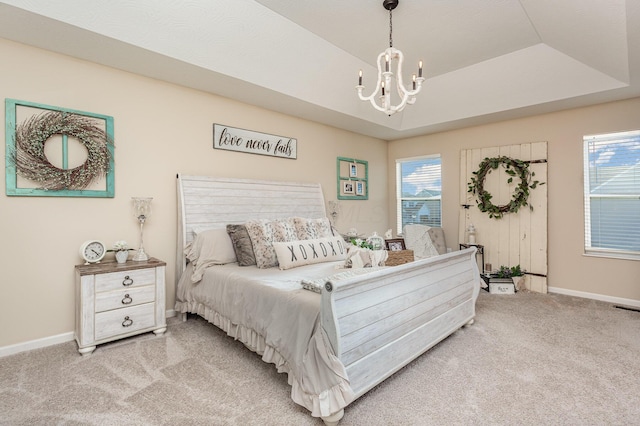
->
1, 291, 639, 425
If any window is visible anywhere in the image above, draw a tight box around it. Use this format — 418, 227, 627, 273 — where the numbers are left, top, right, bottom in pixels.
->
583, 130, 640, 259
396, 155, 442, 234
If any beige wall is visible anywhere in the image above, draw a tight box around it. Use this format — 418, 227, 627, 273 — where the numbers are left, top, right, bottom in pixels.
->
3, 34, 638, 350
388, 97, 640, 302
0, 38, 388, 348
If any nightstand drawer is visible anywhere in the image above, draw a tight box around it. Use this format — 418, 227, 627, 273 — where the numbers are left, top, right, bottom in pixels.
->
95, 303, 156, 341
95, 268, 155, 293
94, 285, 156, 313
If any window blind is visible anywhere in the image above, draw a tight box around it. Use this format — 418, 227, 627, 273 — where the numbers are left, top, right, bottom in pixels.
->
583, 130, 640, 258
396, 155, 442, 234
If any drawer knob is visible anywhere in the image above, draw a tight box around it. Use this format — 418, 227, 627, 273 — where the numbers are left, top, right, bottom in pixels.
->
122, 316, 133, 327
122, 276, 134, 286
121, 294, 133, 305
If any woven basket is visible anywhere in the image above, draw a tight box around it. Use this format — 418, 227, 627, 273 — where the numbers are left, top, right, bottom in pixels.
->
385, 249, 414, 266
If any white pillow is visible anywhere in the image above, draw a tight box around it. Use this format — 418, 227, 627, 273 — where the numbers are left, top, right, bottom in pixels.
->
273, 236, 347, 270
184, 228, 237, 283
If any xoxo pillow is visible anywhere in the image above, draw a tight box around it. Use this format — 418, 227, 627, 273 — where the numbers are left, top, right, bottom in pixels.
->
273, 236, 347, 270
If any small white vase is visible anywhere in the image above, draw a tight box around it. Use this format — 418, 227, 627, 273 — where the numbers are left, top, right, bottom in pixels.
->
115, 250, 129, 264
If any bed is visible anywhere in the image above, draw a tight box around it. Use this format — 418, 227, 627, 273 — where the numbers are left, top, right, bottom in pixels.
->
174, 175, 480, 425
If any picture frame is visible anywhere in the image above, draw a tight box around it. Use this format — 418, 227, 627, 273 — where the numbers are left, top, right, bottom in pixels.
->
343, 180, 354, 194
385, 238, 406, 251
5, 98, 115, 198
349, 163, 358, 177
337, 157, 368, 200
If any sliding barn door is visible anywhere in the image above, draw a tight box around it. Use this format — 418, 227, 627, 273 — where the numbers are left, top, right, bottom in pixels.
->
460, 142, 548, 293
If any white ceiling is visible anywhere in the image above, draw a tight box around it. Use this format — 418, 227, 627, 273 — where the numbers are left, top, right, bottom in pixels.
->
0, 0, 638, 140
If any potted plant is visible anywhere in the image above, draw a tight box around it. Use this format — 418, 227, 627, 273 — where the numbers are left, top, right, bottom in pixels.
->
108, 240, 133, 264
350, 237, 374, 250
496, 264, 525, 290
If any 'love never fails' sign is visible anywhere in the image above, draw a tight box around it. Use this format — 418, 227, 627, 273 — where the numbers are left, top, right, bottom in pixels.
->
213, 124, 297, 159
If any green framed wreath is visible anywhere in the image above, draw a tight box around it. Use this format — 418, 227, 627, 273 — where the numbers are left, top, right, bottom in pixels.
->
10, 110, 113, 191
467, 156, 544, 219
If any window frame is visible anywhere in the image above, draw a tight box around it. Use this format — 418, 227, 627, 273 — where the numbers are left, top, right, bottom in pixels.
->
396, 154, 442, 235
583, 130, 640, 261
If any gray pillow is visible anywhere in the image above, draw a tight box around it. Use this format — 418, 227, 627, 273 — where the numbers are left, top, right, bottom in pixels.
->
226, 224, 256, 266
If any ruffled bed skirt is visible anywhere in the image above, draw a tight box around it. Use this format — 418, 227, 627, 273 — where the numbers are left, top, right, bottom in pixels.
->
174, 301, 354, 418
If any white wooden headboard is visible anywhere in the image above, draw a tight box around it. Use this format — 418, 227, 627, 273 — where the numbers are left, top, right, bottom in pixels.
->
176, 174, 328, 283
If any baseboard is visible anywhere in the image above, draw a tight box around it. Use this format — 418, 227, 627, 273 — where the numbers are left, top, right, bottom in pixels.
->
0, 309, 177, 358
0, 331, 76, 358
548, 286, 640, 309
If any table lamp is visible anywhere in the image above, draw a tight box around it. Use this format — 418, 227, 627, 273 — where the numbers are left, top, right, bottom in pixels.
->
132, 197, 152, 261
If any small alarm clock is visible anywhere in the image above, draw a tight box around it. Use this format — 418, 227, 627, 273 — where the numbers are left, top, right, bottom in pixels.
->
79, 240, 106, 264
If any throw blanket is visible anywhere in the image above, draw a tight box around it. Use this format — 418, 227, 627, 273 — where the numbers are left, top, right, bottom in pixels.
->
344, 247, 388, 269
175, 261, 355, 418
301, 267, 386, 293
403, 224, 440, 260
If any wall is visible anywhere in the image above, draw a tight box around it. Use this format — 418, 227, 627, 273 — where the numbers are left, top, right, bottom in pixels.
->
388, 97, 640, 302
0, 38, 388, 348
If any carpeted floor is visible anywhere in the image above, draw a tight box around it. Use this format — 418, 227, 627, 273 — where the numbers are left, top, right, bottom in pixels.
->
1, 291, 639, 425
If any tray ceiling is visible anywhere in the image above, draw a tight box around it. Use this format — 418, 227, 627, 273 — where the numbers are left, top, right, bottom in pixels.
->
0, 0, 638, 140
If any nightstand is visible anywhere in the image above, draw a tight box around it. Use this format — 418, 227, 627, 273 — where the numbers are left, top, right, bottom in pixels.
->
74, 257, 167, 355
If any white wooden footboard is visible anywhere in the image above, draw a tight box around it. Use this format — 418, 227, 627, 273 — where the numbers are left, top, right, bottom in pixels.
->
321, 248, 480, 399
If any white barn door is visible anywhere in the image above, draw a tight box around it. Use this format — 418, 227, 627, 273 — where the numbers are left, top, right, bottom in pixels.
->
460, 142, 548, 293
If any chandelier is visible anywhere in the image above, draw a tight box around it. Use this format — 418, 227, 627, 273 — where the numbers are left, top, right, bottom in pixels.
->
356, 0, 424, 116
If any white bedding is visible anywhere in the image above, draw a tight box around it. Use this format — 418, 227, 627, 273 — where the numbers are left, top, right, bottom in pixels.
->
175, 261, 365, 417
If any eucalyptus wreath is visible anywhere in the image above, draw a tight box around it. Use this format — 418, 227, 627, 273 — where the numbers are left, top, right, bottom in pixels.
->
9, 111, 113, 191
467, 156, 543, 219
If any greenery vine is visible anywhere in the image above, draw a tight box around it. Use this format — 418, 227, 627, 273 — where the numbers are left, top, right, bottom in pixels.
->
9, 111, 113, 191
467, 156, 544, 219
